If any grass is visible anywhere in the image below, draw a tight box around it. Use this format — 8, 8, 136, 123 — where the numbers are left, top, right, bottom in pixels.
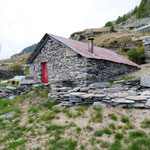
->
8, 139, 27, 149
120, 75, 137, 81
90, 106, 103, 123
109, 123, 116, 130
76, 127, 81, 134
48, 138, 77, 150
127, 137, 150, 150
141, 119, 150, 128
109, 140, 122, 150
85, 125, 93, 131
94, 128, 112, 137
121, 116, 130, 123
115, 132, 124, 140
129, 130, 147, 139
99, 140, 110, 148
109, 114, 117, 121
0, 87, 150, 149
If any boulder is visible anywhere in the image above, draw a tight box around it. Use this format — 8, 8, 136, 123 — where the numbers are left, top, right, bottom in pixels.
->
104, 88, 124, 93
133, 103, 145, 108
69, 92, 86, 97
89, 82, 110, 89
0, 80, 8, 84
141, 91, 150, 96
9, 95, 16, 100
6, 86, 17, 91
125, 96, 148, 101
112, 98, 135, 104
145, 99, 150, 107
93, 102, 107, 107
0, 111, 16, 119
141, 77, 150, 87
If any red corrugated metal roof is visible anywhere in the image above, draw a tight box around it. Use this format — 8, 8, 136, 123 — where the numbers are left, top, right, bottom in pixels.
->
48, 33, 138, 67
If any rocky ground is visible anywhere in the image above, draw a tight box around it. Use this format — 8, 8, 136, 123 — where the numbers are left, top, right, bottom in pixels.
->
1, 83, 150, 149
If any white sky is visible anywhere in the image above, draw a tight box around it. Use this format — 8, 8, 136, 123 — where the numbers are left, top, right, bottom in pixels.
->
0, 0, 141, 59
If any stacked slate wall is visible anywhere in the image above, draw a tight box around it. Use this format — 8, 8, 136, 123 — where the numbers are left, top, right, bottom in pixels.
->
30, 38, 137, 85
0, 70, 24, 79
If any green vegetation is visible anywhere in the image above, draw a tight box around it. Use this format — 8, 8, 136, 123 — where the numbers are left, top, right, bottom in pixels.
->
10, 64, 23, 71
106, 0, 150, 26
24, 66, 30, 75
94, 128, 112, 137
129, 130, 147, 139
127, 47, 145, 65
105, 21, 113, 27
90, 106, 103, 123
121, 116, 130, 123
110, 25, 115, 33
109, 114, 117, 121
141, 119, 150, 128
0, 87, 150, 149
115, 132, 124, 140
136, 0, 150, 18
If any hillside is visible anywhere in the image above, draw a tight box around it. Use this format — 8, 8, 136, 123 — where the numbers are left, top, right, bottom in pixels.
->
1, 86, 150, 149
11, 44, 36, 58
105, 0, 150, 27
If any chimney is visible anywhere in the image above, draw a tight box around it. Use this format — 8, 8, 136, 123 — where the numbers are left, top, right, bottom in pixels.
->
88, 37, 94, 53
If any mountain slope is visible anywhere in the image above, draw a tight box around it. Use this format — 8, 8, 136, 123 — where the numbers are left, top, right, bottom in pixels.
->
11, 44, 36, 58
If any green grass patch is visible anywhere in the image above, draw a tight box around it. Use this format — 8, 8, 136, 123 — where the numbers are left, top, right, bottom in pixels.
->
99, 140, 110, 148
127, 137, 150, 150
48, 138, 77, 150
129, 130, 147, 139
121, 116, 130, 123
109, 123, 116, 130
94, 128, 112, 137
76, 127, 81, 134
115, 132, 124, 140
141, 119, 150, 128
85, 125, 93, 131
109, 140, 122, 150
90, 107, 103, 123
109, 114, 117, 121
8, 139, 27, 149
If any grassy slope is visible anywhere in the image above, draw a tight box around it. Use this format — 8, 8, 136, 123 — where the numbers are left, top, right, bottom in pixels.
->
71, 28, 150, 50
0, 53, 30, 70
1, 87, 150, 150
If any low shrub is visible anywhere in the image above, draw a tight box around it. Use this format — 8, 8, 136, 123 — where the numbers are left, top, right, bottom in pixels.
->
127, 47, 145, 64
10, 64, 23, 71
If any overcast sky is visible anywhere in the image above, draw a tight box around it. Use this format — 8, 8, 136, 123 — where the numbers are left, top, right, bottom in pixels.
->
0, 0, 141, 59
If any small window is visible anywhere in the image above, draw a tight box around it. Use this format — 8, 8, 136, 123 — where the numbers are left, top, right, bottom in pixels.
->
66, 48, 77, 57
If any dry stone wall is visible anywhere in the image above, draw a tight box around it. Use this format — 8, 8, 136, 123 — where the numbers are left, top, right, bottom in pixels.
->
30, 38, 137, 85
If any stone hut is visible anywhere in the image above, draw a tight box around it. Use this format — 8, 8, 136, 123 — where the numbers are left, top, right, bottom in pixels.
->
26, 33, 138, 85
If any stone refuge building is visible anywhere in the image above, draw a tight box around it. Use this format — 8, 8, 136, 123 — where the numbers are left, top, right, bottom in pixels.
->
26, 33, 138, 85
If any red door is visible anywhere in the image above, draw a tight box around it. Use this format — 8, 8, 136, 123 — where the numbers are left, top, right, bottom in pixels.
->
42, 62, 49, 83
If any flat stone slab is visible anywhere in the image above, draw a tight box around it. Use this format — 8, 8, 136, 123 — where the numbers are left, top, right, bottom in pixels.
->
112, 98, 135, 104
93, 102, 107, 107
0, 111, 16, 119
93, 94, 106, 98
89, 82, 110, 89
81, 94, 94, 99
141, 91, 150, 96
141, 77, 150, 88
125, 96, 149, 101
6, 86, 17, 91
133, 103, 145, 108
104, 88, 124, 93
69, 92, 86, 97
145, 99, 150, 107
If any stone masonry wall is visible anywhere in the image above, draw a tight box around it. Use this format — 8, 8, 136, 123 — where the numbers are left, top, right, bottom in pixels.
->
85, 59, 137, 84
30, 37, 137, 85
30, 38, 88, 85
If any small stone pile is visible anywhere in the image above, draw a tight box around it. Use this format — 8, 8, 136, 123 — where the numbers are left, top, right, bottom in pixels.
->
48, 79, 150, 109
0, 84, 32, 100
